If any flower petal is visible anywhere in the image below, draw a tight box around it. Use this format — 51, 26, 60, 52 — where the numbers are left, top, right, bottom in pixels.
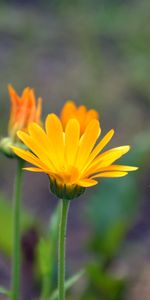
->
84, 146, 130, 177
17, 131, 55, 170
78, 178, 98, 187
28, 122, 51, 153
81, 129, 114, 174
76, 119, 101, 170
92, 171, 128, 178
45, 114, 65, 168
65, 119, 80, 166
85, 109, 99, 127
12, 147, 48, 170
23, 167, 49, 172
60, 101, 76, 128
95, 165, 138, 172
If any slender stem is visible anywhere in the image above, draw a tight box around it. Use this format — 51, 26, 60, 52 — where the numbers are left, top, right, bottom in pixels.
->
58, 199, 70, 300
11, 159, 24, 300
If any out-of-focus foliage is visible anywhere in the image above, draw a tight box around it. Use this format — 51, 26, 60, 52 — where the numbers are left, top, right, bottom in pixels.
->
50, 269, 85, 300
87, 130, 150, 255
80, 132, 150, 300
0, 194, 35, 256
37, 204, 60, 298
87, 174, 138, 259
0, 286, 10, 297
83, 264, 125, 300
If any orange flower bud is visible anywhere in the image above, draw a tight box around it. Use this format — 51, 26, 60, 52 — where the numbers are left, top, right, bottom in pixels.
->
8, 85, 42, 141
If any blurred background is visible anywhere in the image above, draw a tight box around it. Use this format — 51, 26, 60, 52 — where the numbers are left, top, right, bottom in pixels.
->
0, 0, 150, 299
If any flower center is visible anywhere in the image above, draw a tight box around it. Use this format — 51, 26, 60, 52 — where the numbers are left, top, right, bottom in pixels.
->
54, 166, 79, 185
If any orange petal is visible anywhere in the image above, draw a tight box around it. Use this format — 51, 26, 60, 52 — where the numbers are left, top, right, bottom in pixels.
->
85, 109, 99, 127
35, 97, 42, 123
60, 101, 76, 128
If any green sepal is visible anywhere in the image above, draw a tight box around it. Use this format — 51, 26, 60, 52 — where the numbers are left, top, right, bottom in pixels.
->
0, 136, 27, 159
49, 178, 85, 200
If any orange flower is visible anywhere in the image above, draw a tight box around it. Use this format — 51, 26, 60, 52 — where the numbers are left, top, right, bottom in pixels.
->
60, 101, 99, 134
8, 85, 42, 141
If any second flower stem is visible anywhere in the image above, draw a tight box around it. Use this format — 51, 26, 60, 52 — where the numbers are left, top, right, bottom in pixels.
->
11, 159, 24, 300
58, 199, 70, 300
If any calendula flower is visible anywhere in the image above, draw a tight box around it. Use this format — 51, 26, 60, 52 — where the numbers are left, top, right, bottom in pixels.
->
0, 85, 42, 158
8, 85, 42, 141
60, 101, 99, 134
12, 114, 138, 200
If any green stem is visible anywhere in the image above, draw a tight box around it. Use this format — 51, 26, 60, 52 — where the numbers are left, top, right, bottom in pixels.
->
58, 199, 70, 300
11, 159, 24, 300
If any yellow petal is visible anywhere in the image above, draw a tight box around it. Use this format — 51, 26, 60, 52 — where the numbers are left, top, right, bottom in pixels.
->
81, 129, 114, 174
89, 129, 114, 161
84, 146, 130, 177
17, 131, 55, 170
92, 171, 128, 178
78, 178, 98, 187
28, 122, 51, 153
76, 119, 101, 170
95, 165, 138, 172
28, 122, 59, 171
65, 119, 80, 166
12, 147, 48, 170
45, 114, 65, 168
23, 167, 49, 172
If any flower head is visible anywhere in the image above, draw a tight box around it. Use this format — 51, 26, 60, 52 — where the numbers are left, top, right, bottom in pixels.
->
12, 114, 138, 200
8, 85, 42, 141
0, 85, 42, 158
60, 101, 99, 135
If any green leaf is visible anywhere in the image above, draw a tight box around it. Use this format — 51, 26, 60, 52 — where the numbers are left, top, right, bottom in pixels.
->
0, 286, 11, 297
38, 204, 61, 275
49, 270, 85, 300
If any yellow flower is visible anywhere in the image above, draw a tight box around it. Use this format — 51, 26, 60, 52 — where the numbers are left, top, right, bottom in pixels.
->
8, 85, 42, 141
60, 101, 99, 134
12, 114, 138, 199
